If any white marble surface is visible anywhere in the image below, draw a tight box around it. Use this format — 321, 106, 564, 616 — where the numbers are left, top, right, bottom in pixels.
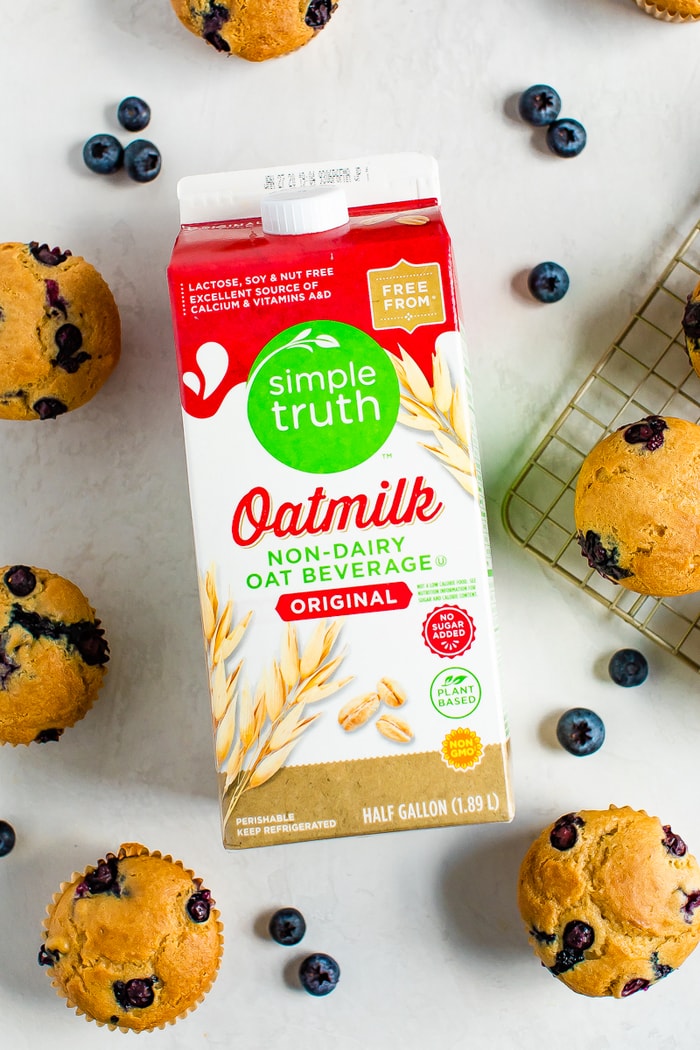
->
3, 1, 700, 1046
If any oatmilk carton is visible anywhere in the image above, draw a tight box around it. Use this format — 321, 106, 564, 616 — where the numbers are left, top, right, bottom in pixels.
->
167, 154, 514, 849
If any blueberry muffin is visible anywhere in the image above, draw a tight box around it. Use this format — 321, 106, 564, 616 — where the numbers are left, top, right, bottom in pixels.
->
39, 843, 223, 1031
682, 279, 700, 377
0, 241, 120, 420
632, 0, 700, 21
170, 0, 340, 61
574, 415, 700, 596
0, 565, 109, 745
518, 806, 700, 998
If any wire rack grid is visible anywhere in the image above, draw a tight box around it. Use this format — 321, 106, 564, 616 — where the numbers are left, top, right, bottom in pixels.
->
502, 218, 700, 674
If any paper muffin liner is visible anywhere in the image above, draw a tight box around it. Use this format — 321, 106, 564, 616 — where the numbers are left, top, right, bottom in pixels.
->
41, 842, 224, 1033
633, 0, 700, 21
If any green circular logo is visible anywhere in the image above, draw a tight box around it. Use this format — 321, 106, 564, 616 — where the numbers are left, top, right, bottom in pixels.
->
430, 667, 482, 719
247, 321, 399, 473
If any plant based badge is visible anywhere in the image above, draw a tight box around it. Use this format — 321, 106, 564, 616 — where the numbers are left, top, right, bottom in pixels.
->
246, 321, 400, 473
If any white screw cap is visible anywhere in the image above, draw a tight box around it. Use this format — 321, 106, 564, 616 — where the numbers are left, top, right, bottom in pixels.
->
261, 187, 349, 235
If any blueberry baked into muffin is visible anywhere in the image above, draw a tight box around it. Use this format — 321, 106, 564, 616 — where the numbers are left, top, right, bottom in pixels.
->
170, 0, 340, 61
574, 415, 700, 596
682, 279, 700, 378
0, 241, 120, 420
518, 806, 700, 998
39, 843, 223, 1031
0, 565, 109, 745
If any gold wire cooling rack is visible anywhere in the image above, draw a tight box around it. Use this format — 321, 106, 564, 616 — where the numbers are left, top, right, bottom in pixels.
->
502, 218, 700, 674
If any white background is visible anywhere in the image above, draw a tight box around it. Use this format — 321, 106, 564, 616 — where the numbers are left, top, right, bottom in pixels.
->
3, 1, 700, 1047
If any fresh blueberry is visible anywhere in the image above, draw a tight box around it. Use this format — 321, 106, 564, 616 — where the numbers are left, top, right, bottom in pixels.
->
608, 648, 648, 687
299, 952, 340, 996
546, 118, 587, 158
518, 84, 562, 126
556, 708, 605, 757
117, 96, 151, 132
528, 261, 569, 303
83, 134, 123, 175
0, 820, 15, 857
269, 907, 306, 946
123, 139, 161, 183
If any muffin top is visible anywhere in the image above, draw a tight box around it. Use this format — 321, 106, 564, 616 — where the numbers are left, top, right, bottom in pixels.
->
170, 0, 340, 61
0, 565, 108, 745
574, 416, 700, 596
0, 241, 120, 420
40, 843, 223, 1031
518, 806, 700, 997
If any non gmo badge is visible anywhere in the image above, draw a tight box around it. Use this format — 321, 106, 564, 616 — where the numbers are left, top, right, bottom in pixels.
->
421, 603, 475, 657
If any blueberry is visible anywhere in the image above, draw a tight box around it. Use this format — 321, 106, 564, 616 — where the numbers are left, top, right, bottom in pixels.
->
35, 728, 63, 743
37, 944, 58, 966
662, 824, 687, 857
83, 133, 123, 175
4, 565, 36, 597
32, 397, 68, 420
549, 813, 584, 851
608, 648, 648, 688
305, 0, 338, 28
117, 96, 151, 132
528, 261, 569, 303
202, 2, 231, 51
683, 297, 700, 340
681, 889, 700, 922
54, 323, 90, 373
75, 856, 120, 898
0, 820, 15, 857
546, 118, 587, 158
556, 708, 605, 756
123, 139, 161, 183
269, 907, 306, 946
577, 530, 632, 582
562, 921, 594, 950
518, 84, 562, 126
549, 946, 584, 975
622, 415, 667, 451
621, 978, 650, 996
187, 889, 212, 923
299, 953, 340, 996
29, 242, 71, 266
113, 977, 155, 1010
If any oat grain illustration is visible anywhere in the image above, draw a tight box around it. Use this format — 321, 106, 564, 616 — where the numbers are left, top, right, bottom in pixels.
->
391, 342, 476, 495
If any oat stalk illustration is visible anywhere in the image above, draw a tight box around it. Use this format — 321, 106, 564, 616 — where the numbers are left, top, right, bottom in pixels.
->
390, 343, 476, 495
209, 615, 353, 826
